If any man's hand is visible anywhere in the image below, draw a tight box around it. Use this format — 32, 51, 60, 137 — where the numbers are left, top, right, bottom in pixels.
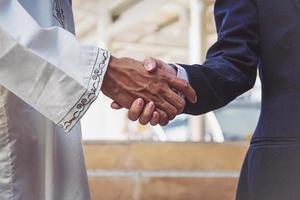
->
102, 56, 197, 124
110, 57, 197, 126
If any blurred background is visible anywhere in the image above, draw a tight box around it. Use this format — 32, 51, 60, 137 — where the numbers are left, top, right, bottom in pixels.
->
73, 0, 261, 199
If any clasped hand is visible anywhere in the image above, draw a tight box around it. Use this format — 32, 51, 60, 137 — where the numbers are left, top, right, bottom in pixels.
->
101, 56, 197, 126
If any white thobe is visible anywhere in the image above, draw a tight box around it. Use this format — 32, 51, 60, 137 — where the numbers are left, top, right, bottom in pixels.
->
0, 0, 110, 199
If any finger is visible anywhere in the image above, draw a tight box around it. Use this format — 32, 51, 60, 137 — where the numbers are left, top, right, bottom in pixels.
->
150, 111, 160, 126
156, 109, 169, 126
128, 98, 145, 121
169, 77, 197, 103
111, 102, 123, 110
156, 100, 178, 121
143, 57, 159, 72
163, 89, 186, 114
139, 101, 155, 125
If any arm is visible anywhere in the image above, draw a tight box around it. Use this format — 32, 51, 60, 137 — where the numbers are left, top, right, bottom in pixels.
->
0, 0, 194, 131
0, 0, 110, 132
117, 0, 259, 124
182, 0, 260, 115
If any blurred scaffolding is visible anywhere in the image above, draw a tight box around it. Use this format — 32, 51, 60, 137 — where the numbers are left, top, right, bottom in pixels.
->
74, 0, 261, 142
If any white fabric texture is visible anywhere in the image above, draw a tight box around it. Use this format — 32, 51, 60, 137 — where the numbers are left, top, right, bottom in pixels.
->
0, 0, 110, 132
0, 0, 110, 199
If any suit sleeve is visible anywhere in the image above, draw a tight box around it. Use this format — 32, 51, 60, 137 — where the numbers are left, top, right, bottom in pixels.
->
181, 0, 260, 115
0, 0, 111, 132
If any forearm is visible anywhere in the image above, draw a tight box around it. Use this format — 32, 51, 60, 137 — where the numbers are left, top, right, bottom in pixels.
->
179, 63, 256, 115
178, 0, 259, 115
0, 0, 111, 132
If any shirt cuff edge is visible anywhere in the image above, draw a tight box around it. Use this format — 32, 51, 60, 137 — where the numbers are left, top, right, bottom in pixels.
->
58, 48, 111, 133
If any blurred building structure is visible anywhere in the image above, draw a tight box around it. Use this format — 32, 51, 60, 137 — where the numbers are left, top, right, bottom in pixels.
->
74, 0, 260, 142
74, 0, 224, 142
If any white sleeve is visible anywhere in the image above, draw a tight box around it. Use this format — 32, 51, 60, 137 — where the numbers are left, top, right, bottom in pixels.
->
171, 64, 190, 83
0, 0, 111, 132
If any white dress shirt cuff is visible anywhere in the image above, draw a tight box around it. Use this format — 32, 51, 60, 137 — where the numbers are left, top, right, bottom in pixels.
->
170, 63, 190, 83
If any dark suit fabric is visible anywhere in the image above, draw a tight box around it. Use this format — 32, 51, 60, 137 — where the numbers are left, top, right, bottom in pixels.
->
181, 0, 300, 199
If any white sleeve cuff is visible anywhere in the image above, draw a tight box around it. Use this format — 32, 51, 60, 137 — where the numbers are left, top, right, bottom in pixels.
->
170, 63, 190, 83
169, 63, 190, 99
58, 48, 111, 132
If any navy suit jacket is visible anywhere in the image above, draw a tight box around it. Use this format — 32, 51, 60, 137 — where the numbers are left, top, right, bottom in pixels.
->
182, 0, 259, 115
181, 0, 300, 199
182, 0, 300, 139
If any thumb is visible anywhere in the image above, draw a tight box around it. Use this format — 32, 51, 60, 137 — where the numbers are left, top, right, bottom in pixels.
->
111, 101, 123, 110
143, 57, 159, 72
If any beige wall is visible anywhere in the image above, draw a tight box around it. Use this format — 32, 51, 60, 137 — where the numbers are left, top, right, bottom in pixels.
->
84, 142, 249, 200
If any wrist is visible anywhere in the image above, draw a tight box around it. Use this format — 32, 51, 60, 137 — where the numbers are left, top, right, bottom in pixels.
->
101, 55, 118, 95
169, 64, 178, 76
107, 55, 119, 70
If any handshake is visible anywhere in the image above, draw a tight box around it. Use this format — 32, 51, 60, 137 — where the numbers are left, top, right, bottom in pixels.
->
101, 56, 197, 126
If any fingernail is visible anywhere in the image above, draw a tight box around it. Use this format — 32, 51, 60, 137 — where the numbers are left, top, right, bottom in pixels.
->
149, 102, 154, 109
194, 96, 198, 103
145, 63, 155, 71
137, 98, 143, 107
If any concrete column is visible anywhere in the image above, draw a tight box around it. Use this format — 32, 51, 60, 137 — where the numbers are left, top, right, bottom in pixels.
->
96, 7, 112, 49
188, 0, 207, 141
